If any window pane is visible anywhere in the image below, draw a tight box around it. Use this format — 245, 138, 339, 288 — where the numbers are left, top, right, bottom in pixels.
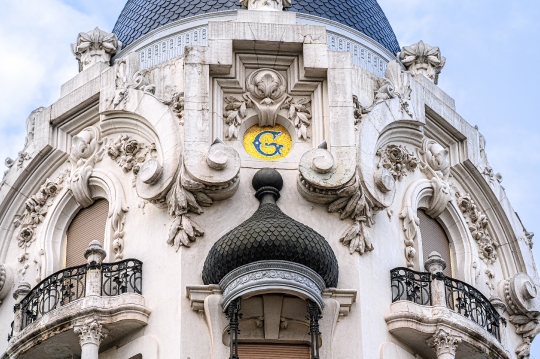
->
418, 209, 452, 276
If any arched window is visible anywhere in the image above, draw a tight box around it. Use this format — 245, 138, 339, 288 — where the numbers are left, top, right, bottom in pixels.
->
64, 199, 108, 267
418, 209, 452, 276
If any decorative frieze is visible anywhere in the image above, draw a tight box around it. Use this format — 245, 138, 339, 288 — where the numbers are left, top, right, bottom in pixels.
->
455, 191, 498, 264
398, 40, 446, 84
71, 27, 120, 72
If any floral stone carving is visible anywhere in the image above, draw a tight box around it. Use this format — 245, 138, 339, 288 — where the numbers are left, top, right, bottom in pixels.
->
223, 95, 251, 140
427, 328, 462, 357
15, 170, 69, 274
376, 144, 418, 181
112, 59, 156, 109
455, 191, 498, 264
71, 27, 120, 72
245, 68, 289, 127
398, 40, 446, 85
107, 135, 156, 185
282, 97, 312, 140
328, 174, 376, 254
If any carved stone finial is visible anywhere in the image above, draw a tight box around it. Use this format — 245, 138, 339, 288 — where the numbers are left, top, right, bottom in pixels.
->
424, 251, 447, 274
71, 27, 120, 72
427, 328, 462, 357
84, 240, 107, 265
239, 0, 292, 11
398, 40, 446, 84
74, 319, 108, 347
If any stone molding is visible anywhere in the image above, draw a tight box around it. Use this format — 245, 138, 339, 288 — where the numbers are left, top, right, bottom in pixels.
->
385, 301, 509, 359
4, 293, 150, 359
321, 288, 357, 320
219, 260, 326, 310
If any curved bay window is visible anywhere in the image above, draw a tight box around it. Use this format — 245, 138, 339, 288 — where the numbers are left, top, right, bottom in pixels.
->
64, 198, 108, 267
417, 209, 452, 276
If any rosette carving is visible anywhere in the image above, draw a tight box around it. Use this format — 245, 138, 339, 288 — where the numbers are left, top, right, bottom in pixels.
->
376, 144, 418, 181
107, 135, 156, 185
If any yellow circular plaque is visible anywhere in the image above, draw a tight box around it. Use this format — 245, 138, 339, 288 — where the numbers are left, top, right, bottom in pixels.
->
243, 124, 292, 160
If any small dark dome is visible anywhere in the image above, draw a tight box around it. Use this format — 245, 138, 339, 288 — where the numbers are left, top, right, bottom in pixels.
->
202, 169, 338, 287
113, 0, 400, 54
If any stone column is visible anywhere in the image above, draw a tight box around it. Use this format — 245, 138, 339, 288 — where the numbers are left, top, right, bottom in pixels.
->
84, 240, 107, 296
12, 282, 31, 337
427, 328, 462, 359
74, 319, 107, 359
424, 251, 447, 307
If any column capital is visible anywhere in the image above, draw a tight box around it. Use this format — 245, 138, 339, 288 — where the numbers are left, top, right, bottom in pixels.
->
74, 319, 108, 347
427, 328, 462, 357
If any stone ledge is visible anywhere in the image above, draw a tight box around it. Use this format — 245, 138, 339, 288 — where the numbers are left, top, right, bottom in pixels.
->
4, 293, 151, 359
385, 301, 509, 359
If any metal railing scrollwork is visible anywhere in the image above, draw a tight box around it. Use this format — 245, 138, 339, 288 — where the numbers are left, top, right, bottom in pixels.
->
101, 259, 143, 296
19, 264, 87, 330
391, 267, 432, 306
444, 277, 501, 341
390, 267, 501, 342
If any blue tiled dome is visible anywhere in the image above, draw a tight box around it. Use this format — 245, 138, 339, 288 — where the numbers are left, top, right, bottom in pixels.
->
113, 0, 400, 54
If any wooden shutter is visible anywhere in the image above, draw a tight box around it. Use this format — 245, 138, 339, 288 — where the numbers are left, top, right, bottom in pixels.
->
238, 344, 310, 359
65, 199, 109, 267
418, 209, 452, 276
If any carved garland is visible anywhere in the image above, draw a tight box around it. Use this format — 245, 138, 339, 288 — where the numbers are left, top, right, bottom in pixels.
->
455, 191, 498, 264
15, 170, 70, 262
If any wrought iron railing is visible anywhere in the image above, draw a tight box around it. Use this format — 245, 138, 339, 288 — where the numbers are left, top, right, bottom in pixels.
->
18, 264, 87, 330
391, 267, 432, 306
14, 259, 143, 333
102, 259, 143, 296
390, 267, 501, 342
444, 277, 501, 341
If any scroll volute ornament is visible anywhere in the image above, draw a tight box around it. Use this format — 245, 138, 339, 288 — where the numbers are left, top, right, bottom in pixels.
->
245, 69, 291, 127
67, 126, 105, 207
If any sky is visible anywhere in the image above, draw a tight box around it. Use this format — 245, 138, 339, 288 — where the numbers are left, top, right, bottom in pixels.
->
0, 0, 539, 355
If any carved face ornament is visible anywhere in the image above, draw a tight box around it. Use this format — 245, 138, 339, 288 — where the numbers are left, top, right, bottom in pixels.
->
245, 69, 289, 127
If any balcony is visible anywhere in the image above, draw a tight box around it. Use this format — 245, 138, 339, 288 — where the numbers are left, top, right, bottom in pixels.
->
385, 253, 509, 359
4, 241, 150, 359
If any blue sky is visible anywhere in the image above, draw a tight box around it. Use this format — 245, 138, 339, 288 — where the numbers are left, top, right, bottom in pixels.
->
1, 0, 539, 355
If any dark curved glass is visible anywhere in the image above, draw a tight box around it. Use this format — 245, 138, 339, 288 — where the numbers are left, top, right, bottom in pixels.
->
390, 267, 432, 305
101, 259, 142, 296
444, 277, 501, 341
19, 264, 87, 330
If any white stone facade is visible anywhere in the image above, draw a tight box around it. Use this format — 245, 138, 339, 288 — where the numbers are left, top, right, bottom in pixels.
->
0, 6, 537, 359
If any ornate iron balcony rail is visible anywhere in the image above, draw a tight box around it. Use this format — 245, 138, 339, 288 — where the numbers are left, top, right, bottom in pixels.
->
14, 259, 143, 333
102, 259, 143, 296
17, 264, 88, 330
390, 267, 432, 306
444, 276, 501, 341
390, 267, 501, 342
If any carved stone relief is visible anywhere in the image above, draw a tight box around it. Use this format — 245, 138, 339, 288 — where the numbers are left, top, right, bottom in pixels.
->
112, 61, 156, 109
74, 319, 107, 346
455, 191, 498, 264
427, 328, 462, 357
239, 0, 291, 11
398, 40, 446, 84
15, 170, 69, 278
503, 273, 540, 359
376, 144, 419, 181
282, 97, 312, 140
71, 27, 120, 72
107, 135, 157, 186
166, 139, 240, 250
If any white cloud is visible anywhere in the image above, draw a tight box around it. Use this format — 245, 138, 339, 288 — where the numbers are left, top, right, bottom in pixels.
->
0, 0, 123, 166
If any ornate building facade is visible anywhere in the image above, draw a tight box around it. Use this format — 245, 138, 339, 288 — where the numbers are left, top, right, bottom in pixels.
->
0, 1, 538, 358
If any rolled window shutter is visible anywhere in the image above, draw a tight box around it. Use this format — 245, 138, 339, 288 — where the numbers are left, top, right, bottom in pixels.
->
418, 209, 452, 276
65, 199, 109, 268
238, 344, 310, 359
